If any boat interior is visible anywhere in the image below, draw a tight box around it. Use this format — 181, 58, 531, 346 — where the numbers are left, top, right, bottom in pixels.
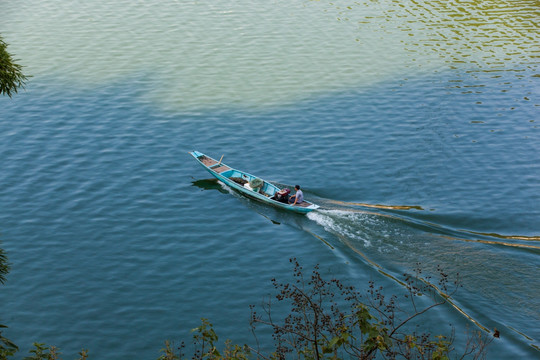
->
225, 169, 278, 197
198, 155, 230, 174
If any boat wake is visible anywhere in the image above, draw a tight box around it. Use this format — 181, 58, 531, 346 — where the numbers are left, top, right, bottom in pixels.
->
308, 197, 540, 251
302, 200, 540, 351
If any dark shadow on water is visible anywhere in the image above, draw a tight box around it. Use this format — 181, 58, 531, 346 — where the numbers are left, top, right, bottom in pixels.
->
191, 178, 229, 194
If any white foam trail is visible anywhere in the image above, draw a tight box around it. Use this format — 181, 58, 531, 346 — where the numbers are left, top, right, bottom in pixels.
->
308, 209, 372, 247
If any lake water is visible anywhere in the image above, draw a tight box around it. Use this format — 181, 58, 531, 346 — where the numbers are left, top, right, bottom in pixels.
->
0, 0, 539, 359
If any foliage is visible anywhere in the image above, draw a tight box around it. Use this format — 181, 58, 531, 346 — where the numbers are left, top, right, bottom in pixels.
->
0, 248, 494, 360
0, 244, 17, 359
245, 259, 493, 359
157, 340, 181, 360
0, 325, 19, 359
0, 246, 9, 285
17, 342, 87, 360
157, 319, 251, 360
0, 35, 28, 98
23, 343, 60, 360
164, 259, 493, 360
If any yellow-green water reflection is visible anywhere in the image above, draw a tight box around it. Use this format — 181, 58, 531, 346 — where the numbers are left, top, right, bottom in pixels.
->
3, 0, 537, 109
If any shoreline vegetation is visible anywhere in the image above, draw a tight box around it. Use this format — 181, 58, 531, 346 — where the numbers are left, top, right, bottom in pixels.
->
1, 250, 494, 360
0, 36, 28, 98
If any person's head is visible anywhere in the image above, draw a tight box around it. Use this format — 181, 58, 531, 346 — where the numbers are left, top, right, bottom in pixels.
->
295, 185, 300, 190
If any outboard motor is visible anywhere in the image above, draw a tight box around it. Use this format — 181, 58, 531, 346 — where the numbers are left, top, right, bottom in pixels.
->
272, 188, 290, 203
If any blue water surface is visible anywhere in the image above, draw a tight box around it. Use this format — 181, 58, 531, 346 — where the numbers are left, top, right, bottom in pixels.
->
1, 67, 539, 359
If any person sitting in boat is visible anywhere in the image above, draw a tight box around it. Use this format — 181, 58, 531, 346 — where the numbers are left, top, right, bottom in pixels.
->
288, 185, 303, 206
